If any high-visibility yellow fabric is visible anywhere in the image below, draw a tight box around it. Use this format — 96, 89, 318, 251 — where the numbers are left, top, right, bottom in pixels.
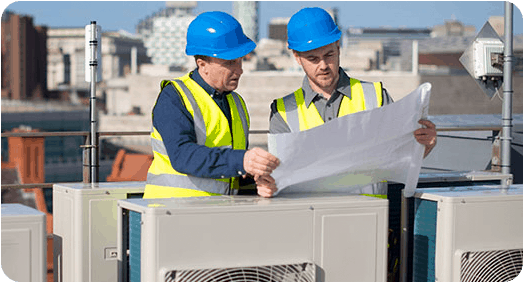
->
277, 77, 383, 130
275, 77, 386, 196
361, 194, 387, 199
144, 184, 221, 198
144, 73, 248, 198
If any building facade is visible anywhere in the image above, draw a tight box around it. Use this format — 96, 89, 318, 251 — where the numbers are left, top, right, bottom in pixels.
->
233, 1, 259, 43
46, 27, 149, 93
268, 17, 289, 42
1, 11, 47, 100
345, 26, 432, 71
431, 19, 476, 37
136, 2, 196, 68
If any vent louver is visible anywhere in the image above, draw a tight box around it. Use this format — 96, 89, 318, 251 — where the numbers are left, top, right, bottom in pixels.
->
164, 262, 315, 282
460, 249, 523, 282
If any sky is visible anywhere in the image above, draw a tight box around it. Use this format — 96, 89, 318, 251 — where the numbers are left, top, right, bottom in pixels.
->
2, 1, 523, 38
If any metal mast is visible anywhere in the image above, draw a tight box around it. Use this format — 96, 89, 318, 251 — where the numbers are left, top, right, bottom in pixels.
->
89, 21, 99, 183
501, 2, 514, 187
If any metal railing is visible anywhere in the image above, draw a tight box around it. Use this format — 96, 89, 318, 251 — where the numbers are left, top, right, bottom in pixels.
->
1, 130, 266, 189
0, 126, 504, 190
1, 130, 150, 190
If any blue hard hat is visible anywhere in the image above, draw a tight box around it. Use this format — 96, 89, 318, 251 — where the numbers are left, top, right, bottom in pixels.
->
287, 7, 341, 52
186, 11, 256, 60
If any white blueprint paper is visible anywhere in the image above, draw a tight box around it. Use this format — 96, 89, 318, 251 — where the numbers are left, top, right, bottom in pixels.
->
268, 83, 432, 197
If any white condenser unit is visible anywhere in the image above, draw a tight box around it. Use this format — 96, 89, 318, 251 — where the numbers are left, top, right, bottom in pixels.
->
1, 203, 47, 282
412, 184, 522, 282
53, 181, 145, 281
117, 193, 389, 282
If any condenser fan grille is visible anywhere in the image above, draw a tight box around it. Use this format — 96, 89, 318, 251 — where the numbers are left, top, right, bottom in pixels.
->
460, 249, 523, 282
164, 262, 315, 282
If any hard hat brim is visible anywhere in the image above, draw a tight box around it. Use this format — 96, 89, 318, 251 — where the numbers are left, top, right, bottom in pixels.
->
186, 40, 256, 60
289, 30, 341, 52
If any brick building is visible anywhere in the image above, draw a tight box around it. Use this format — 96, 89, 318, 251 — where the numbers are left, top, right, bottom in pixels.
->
1, 11, 47, 100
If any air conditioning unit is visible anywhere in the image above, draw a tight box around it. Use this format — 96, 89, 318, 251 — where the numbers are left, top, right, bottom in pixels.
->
117, 193, 389, 282
385, 170, 515, 282
412, 184, 522, 282
1, 203, 46, 282
52, 181, 145, 281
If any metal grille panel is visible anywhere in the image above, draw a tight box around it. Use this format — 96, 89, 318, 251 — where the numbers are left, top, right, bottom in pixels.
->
164, 262, 315, 282
460, 249, 523, 282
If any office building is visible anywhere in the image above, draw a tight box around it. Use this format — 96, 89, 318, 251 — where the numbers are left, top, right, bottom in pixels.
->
1, 11, 47, 100
47, 28, 148, 94
233, 1, 259, 42
137, 2, 196, 68
268, 17, 289, 42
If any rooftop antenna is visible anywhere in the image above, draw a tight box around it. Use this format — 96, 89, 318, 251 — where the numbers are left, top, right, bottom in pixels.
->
458, 2, 513, 187
83, 21, 102, 184
501, 1, 514, 189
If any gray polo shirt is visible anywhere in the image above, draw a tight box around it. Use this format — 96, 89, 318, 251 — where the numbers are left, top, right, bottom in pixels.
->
269, 68, 393, 134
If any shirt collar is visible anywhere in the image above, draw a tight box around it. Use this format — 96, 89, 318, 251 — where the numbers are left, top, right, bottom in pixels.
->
302, 67, 352, 106
190, 68, 231, 97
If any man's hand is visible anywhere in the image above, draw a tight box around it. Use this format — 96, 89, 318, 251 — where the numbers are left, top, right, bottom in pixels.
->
255, 174, 277, 198
414, 119, 437, 158
243, 147, 280, 176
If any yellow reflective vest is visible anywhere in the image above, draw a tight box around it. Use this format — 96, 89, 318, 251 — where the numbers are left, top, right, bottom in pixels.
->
275, 77, 383, 132
143, 73, 250, 198
275, 77, 387, 197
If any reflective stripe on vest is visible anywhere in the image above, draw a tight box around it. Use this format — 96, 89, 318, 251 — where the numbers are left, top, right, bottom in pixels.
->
145, 73, 249, 198
277, 78, 383, 132
275, 78, 387, 195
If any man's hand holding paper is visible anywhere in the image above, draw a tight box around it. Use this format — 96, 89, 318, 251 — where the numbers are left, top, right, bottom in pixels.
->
268, 83, 432, 197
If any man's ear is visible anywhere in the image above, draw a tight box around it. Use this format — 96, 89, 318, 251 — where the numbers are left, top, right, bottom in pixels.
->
292, 50, 302, 67
196, 58, 207, 73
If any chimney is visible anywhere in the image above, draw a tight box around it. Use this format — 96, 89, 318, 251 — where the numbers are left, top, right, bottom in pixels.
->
8, 126, 45, 184
412, 40, 419, 75
131, 46, 138, 75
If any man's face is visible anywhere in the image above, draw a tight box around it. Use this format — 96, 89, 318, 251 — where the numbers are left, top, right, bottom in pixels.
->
198, 57, 243, 93
294, 42, 340, 92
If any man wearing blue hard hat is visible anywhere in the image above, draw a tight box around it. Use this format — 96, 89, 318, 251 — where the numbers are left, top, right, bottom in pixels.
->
269, 7, 437, 197
144, 11, 279, 199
